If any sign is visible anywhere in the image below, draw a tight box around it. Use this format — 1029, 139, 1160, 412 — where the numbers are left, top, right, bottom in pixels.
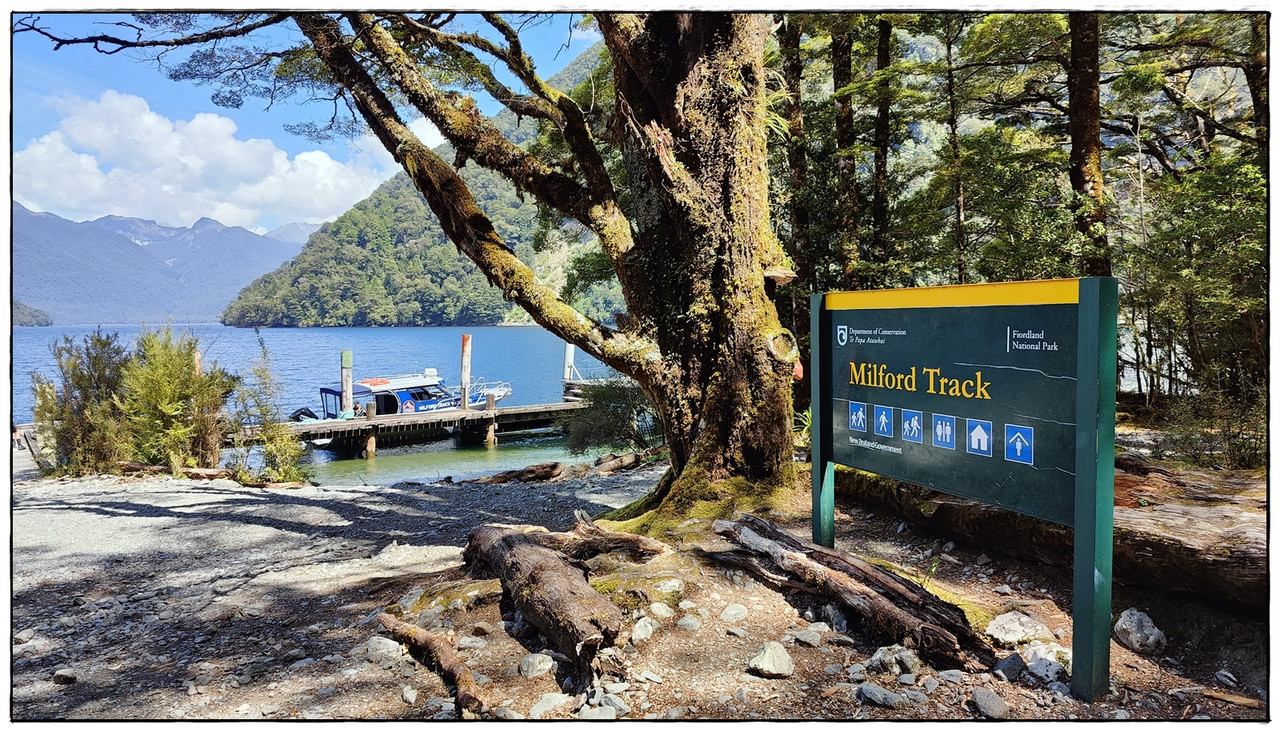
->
809, 278, 1117, 701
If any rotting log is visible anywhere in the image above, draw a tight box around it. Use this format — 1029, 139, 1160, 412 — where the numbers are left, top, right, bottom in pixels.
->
118, 461, 232, 480
483, 462, 565, 484
831, 455, 1266, 610
463, 523, 626, 677
709, 514, 996, 672
377, 613, 483, 716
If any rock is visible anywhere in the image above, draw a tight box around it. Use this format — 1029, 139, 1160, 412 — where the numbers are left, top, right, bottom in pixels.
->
1113, 608, 1167, 654
985, 612, 1055, 648
282, 648, 307, 662
866, 644, 922, 675
971, 687, 1011, 719
676, 615, 702, 631
519, 653, 555, 679
649, 602, 676, 619
492, 707, 524, 720
938, 669, 966, 684
904, 689, 930, 705
678, 600, 697, 611
529, 692, 572, 719
402, 686, 418, 705
579, 706, 617, 719
975, 554, 992, 566
822, 605, 848, 633
472, 621, 498, 636
823, 664, 844, 675
601, 694, 631, 716
922, 676, 940, 693
52, 668, 78, 685
457, 636, 487, 650
993, 652, 1028, 682
794, 629, 822, 647
857, 683, 908, 709
13, 628, 35, 645
604, 682, 630, 694
748, 641, 795, 679
898, 673, 916, 686
1215, 669, 1239, 687
726, 627, 748, 638
1046, 681, 1072, 696
655, 578, 685, 594
365, 635, 403, 662
639, 670, 664, 684
663, 706, 687, 719
719, 603, 750, 624
1024, 642, 1071, 682
993, 584, 1013, 595
807, 621, 831, 633
631, 617, 661, 644
397, 587, 424, 612
1111, 709, 1133, 720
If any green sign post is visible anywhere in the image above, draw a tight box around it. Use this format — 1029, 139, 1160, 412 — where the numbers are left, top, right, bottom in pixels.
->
809, 278, 1117, 701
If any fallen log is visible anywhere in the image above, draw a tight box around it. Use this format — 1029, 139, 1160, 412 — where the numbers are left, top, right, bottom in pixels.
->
710, 515, 995, 672
376, 613, 483, 716
832, 459, 1266, 611
118, 461, 233, 480
483, 462, 565, 484
463, 523, 626, 676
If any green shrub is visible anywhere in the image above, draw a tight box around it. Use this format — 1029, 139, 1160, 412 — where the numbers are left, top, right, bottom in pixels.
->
227, 332, 308, 484
115, 325, 238, 474
30, 329, 131, 475
561, 377, 660, 456
1165, 390, 1267, 470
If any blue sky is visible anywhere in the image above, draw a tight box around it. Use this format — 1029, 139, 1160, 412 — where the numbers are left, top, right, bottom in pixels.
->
10, 13, 602, 233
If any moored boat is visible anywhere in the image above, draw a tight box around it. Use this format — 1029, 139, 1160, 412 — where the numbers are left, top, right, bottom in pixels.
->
299, 368, 511, 420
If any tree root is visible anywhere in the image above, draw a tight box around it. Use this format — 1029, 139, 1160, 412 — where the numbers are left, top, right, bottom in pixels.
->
376, 613, 484, 716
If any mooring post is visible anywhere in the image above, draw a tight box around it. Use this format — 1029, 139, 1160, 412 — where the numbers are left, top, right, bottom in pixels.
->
460, 334, 472, 411
365, 401, 376, 420
341, 349, 354, 414
484, 393, 497, 447
364, 430, 377, 460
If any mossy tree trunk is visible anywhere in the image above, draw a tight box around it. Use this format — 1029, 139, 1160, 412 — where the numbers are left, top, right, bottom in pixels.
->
295, 12, 797, 524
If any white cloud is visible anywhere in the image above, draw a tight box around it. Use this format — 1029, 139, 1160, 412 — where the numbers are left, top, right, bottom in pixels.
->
13, 90, 419, 231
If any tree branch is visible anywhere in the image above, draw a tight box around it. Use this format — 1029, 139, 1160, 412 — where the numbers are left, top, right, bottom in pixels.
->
13, 13, 290, 53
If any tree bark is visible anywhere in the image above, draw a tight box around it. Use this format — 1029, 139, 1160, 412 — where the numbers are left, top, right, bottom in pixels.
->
777, 13, 812, 411
709, 514, 995, 671
943, 16, 968, 284
1068, 12, 1111, 277
1246, 14, 1268, 166
870, 17, 893, 277
831, 18, 862, 290
463, 523, 626, 674
376, 613, 484, 716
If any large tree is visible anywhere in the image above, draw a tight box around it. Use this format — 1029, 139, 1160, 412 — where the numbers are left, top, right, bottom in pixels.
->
19, 12, 798, 526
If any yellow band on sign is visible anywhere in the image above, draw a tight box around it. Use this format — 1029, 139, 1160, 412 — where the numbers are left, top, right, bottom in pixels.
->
825, 278, 1080, 310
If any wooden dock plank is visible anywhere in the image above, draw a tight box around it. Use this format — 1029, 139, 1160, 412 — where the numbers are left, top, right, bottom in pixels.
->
236, 401, 587, 443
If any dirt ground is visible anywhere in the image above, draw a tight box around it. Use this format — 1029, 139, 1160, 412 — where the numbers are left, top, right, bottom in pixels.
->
9, 459, 1269, 721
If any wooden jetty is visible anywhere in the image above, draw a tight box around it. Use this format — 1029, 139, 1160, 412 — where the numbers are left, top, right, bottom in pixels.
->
241, 400, 587, 456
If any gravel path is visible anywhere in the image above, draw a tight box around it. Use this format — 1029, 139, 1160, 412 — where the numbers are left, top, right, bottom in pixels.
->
10, 460, 665, 719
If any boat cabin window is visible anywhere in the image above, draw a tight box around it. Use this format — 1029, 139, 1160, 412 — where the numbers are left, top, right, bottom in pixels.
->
376, 394, 400, 415
321, 392, 341, 419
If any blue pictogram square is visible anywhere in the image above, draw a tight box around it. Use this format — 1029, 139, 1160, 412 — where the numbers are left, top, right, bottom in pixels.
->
1004, 424, 1035, 465
901, 409, 924, 443
848, 402, 867, 432
931, 414, 956, 450
873, 405, 894, 437
966, 419, 994, 457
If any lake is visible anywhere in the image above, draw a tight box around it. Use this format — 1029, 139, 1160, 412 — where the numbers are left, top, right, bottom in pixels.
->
11, 323, 616, 482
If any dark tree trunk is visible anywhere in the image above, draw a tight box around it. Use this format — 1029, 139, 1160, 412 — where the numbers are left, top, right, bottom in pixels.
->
1246, 15, 1268, 165
1068, 12, 1111, 277
943, 16, 968, 284
870, 17, 892, 276
778, 13, 812, 411
831, 19, 862, 289
598, 14, 797, 512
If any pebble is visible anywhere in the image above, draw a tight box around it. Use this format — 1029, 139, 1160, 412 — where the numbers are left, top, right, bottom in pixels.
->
823, 664, 844, 675
52, 668, 78, 685
726, 627, 748, 638
993, 652, 1028, 682
678, 600, 697, 611
719, 603, 749, 624
676, 616, 702, 631
993, 584, 1013, 595
867, 645, 921, 675
364, 635, 402, 662
1113, 608, 1167, 654
938, 669, 966, 684
986, 612, 1055, 647
748, 642, 795, 679
655, 579, 684, 594
456, 636, 487, 650
402, 686, 418, 705
971, 687, 1011, 719
579, 705, 616, 719
904, 689, 930, 705
492, 708, 524, 720
529, 692, 572, 719
519, 653, 555, 678
857, 683, 908, 709
649, 602, 676, 619
601, 694, 631, 716
898, 673, 916, 686
604, 682, 630, 694
639, 670, 664, 684
794, 629, 822, 647
631, 617, 661, 644
922, 676, 940, 694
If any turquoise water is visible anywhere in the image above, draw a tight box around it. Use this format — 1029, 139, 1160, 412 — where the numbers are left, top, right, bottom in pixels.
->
11, 323, 613, 482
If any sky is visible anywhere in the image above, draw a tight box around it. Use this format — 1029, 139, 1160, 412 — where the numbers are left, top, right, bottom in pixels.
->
9, 12, 602, 234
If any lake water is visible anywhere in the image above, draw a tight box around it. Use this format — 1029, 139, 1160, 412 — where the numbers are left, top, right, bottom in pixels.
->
10, 324, 615, 482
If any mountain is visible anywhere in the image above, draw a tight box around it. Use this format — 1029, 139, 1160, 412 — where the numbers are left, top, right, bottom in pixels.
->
12, 299, 53, 326
266, 222, 324, 245
220, 41, 619, 329
11, 203, 304, 324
